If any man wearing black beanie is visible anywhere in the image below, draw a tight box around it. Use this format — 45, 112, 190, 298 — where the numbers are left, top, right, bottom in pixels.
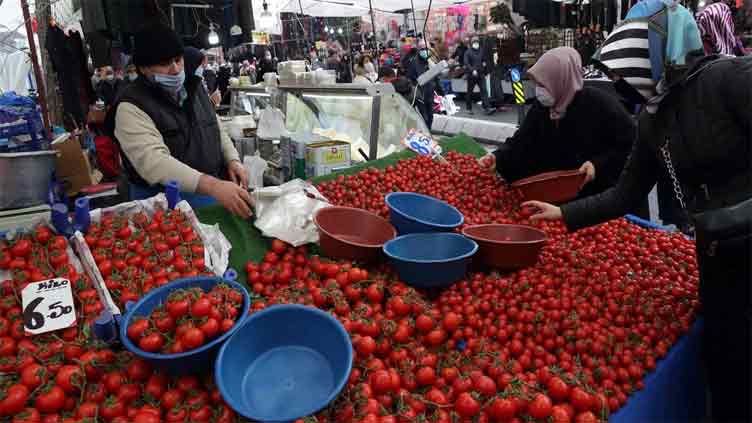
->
106, 24, 253, 218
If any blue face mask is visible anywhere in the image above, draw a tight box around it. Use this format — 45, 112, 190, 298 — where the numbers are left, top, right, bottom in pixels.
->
419, 50, 428, 59
152, 69, 185, 92
195, 66, 204, 79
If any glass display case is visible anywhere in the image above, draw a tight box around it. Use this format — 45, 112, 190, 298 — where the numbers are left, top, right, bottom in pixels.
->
228, 83, 429, 162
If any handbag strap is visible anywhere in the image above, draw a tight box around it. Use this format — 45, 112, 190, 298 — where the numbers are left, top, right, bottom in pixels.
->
660, 138, 688, 211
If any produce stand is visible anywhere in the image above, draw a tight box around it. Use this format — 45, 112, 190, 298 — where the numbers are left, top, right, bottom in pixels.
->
0, 132, 706, 422
194, 133, 706, 422
195, 133, 487, 283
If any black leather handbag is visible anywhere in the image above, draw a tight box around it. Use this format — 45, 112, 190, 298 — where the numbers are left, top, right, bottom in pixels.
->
661, 141, 752, 256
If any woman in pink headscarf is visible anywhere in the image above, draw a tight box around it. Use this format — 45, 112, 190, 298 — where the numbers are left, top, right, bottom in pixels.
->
478, 47, 638, 200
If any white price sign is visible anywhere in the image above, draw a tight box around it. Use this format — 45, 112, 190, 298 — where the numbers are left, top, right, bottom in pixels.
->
21, 278, 76, 335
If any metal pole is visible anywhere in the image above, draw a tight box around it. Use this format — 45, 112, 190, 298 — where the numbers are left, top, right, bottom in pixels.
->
21, 0, 52, 138
368, 0, 377, 46
410, 0, 418, 36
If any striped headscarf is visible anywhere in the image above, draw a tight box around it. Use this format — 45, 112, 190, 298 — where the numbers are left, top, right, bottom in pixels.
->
592, 0, 703, 109
592, 19, 655, 100
697, 2, 737, 56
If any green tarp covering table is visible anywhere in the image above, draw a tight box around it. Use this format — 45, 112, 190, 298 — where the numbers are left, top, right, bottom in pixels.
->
194, 134, 487, 283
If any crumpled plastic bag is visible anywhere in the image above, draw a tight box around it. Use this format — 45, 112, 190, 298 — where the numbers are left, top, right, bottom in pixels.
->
244, 153, 268, 189
257, 107, 288, 140
253, 179, 330, 246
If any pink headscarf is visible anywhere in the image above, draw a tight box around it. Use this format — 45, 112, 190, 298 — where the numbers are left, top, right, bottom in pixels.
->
528, 47, 583, 120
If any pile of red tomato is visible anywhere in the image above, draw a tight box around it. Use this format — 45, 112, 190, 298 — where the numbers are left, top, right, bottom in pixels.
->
84, 209, 213, 310
127, 284, 245, 354
0, 151, 699, 423
247, 152, 700, 422
0, 224, 237, 422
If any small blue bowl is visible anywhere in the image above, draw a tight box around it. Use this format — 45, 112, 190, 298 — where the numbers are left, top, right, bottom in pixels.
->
383, 232, 478, 289
119, 277, 251, 375
385, 192, 464, 235
216, 304, 353, 422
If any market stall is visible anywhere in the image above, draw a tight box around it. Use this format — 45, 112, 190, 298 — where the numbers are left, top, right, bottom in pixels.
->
0, 130, 706, 422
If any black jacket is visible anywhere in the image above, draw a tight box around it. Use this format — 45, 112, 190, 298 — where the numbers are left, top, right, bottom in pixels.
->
562, 56, 752, 230
464, 47, 484, 76
453, 44, 468, 66
406, 55, 443, 101
96, 79, 124, 106
494, 85, 635, 198
106, 75, 225, 188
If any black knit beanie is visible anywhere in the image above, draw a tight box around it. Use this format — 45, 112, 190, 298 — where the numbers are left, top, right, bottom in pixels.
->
133, 24, 185, 67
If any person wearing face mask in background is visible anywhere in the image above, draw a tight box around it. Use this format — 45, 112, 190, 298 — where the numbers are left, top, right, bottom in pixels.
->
463, 37, 492, 115
477, 47, 636, 202
258, 50, 277, 83
308, 49, 324, 71
353, 55, 377, 84
407, 39, 444, 130
106, 24, 252, 218
96, 66, 124, 107
124, 64, 138, 84
184, 47, 222, 107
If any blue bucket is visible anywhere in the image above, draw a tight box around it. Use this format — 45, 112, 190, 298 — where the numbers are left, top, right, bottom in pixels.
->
385, 192, 464, 235
383, 232, 478, 289
215, 304, 353, 422
119, 277, 251, 375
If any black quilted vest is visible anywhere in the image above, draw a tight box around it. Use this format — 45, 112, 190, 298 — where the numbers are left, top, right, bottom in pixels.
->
107, 75, 225, 188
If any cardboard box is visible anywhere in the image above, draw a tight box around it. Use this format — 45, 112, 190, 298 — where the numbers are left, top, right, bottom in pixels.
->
52, 134, 95, 195
305, 140, 351, 177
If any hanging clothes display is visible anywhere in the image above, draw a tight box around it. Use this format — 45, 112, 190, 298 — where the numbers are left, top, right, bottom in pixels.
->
68, 30, 96, 112
45, 23, 85, 125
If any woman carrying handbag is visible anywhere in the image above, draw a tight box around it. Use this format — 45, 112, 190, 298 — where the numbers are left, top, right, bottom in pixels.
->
523, 2, 751, 421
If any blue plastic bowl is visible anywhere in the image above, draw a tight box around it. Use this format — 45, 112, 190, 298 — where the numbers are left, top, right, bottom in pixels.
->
383, 232, 478, 289
385, 192, 464, 235
119, 277, 251, 375
216, 304, 353, 422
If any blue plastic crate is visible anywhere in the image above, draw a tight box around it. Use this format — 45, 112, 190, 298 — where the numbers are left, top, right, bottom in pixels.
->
0, 106, 46, 150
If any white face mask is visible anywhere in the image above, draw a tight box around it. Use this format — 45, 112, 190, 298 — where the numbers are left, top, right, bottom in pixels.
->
536, 86, 555, 107
364, 63, 375, 74
472, 43, 480, 50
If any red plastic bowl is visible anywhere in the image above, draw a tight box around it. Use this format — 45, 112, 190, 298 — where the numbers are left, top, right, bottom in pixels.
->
511, 169, 586, 204
314, 206, 397, 261
462, 224, 547, 270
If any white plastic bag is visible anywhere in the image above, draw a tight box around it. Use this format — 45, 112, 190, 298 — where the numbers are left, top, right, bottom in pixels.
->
244, 153, 268, 189
442, 94, 459, 116
257, 107, 289, 140
253, 179, 330, 246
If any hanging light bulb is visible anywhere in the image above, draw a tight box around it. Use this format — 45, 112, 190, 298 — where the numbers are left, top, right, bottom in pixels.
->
324, 25, 329, 32
330, 28, 335, 34
208, 23, 220, 45
337, 28, 343, 34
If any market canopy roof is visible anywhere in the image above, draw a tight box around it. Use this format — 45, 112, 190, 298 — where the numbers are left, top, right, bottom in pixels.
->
277, 0, 461, 16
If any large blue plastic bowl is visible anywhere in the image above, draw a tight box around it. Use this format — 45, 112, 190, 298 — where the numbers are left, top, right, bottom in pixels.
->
119, 277, 251, 375
383, 232, 478, 288
385, 192, 464, 234
215, 304, 353, 422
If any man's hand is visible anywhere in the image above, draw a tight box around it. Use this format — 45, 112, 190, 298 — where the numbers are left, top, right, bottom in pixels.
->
522, 201, 563, 221
478, 153, 496, 172
579, 161, 596, 185
472, 70, 478, 77
228, 160, 249, 190
198, 175, 253, 219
